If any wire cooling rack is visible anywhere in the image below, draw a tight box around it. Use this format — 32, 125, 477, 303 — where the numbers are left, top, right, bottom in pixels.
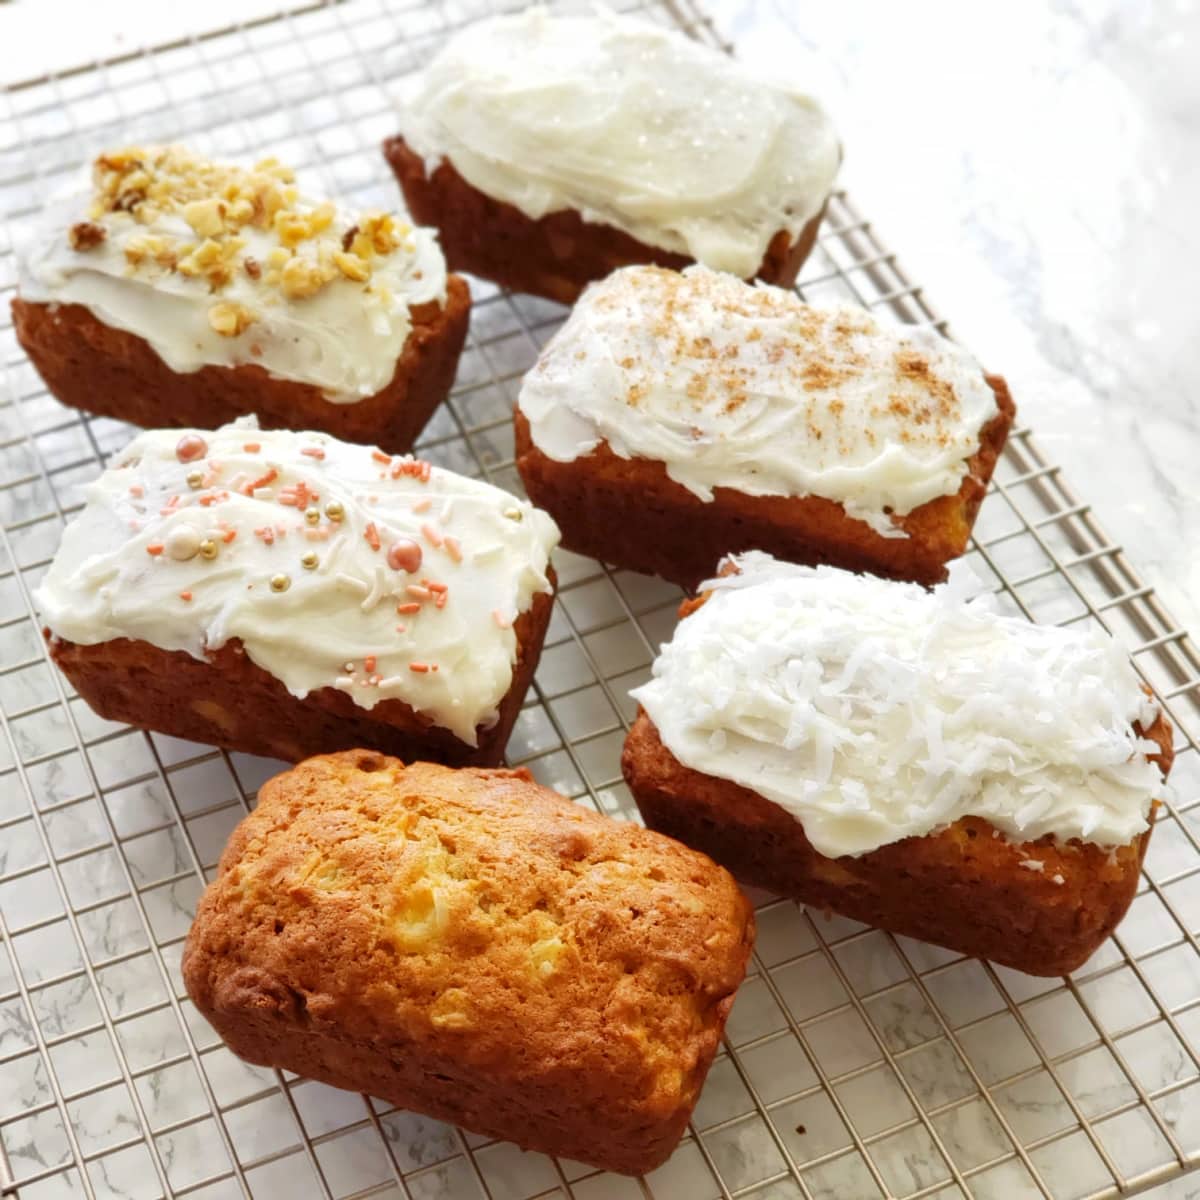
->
1, 1, 1199, 1198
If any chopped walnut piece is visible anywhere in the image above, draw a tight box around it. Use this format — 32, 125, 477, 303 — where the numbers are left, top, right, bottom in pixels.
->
68, 222, 106, 251
208, 301, 256, 337
334, 251, 370, 282
279, 253, 336, 300
183, 197, 226, 238
124, 234, 177, 270
349, 211, 405, 259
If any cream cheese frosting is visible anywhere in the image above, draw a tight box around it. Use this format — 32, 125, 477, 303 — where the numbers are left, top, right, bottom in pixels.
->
518, 265, 1001, 537
631, 553, 1164, 857
17, 145, 448, 401
35, 419, 559, 745
396, 8, 840, 278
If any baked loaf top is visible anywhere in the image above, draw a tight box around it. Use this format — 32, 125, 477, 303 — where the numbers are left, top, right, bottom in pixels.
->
36, 420, 559, 745
631, 552, 1166, 857
518, 265, 1004, 536
183, 752, 754, 1126
395, 9, 839, 278
18, 144, 448, 400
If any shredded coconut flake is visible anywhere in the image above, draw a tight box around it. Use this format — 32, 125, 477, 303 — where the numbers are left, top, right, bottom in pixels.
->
632, 553, 1164, 858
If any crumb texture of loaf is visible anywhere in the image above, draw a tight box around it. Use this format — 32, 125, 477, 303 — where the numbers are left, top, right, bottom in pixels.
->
385, 137, 822, 305
514, 267, 1015, 587
623, 711, 1173, 976
183, 752, 755, 1175
11, 277, 470, 453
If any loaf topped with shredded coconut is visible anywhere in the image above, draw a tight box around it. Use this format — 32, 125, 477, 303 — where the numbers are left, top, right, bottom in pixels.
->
631, 552, 1165, 858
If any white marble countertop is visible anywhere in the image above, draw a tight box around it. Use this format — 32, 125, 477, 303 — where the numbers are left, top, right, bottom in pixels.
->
710, 0, 1200, 641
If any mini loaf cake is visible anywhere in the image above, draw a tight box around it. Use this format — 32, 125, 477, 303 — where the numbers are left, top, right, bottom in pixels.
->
384, 8, 839, 303
183, 751, 755, 1175
622, 553, 1174, 976
516, 265, 1015, 590
14, 144, 470, 451
36, 420, 559, 766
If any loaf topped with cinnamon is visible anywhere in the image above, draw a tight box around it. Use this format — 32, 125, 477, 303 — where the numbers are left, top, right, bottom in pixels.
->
37, 420, 559, 764
516, 265, 1014, 588
14, 144, 469, 449
385, 8, 839, 301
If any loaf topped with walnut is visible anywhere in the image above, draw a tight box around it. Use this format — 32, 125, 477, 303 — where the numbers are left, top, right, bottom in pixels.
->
35, 419, 559, 766
13, 144, 469, 451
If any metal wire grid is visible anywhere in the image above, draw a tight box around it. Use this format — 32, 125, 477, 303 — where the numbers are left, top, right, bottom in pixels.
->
0, 2, 1198, 1198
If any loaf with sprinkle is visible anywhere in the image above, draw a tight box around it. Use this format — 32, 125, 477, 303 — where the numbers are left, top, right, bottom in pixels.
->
13, 144, 469, 451
36, 420, 559, 766
622, 553, 1174, 975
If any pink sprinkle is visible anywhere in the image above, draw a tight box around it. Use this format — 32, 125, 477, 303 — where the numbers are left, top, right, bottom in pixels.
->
255, 527, 275, 545
243, 442, 261, 453
129, 484, 144, 497
179, 590, 193, 602
386, 538, 423, 573
395, 624, 407, 633
175, 433, 207, 463
421, 523, 443, 548
409, 662, 430, 673
435, 592, 448, 609
444, 536, 462, 563
406, 584, 432, 600
372, 449, 392, 465
364, 522, 381, 551
300, 446, 325, 459
492, 609, 510, 629
364, 655, 377, 673
396, 602, 421, 614
412, 498, 432, 514
146, 542, 164, 556
426, 581, 448, 594
305, 527, 331, 541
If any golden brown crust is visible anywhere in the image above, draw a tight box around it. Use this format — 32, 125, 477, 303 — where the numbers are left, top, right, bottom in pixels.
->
182, 751, 754, 1175
45, 574, 554, 768
10, 274, 471, 453
516, 374, 1015, 591
622, 708, 1173, 976
382, 135, 825, 304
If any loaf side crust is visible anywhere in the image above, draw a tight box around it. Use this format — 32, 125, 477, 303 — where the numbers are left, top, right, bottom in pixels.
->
516, 375, 1014, 590
621, 708, 1173, 976
383, 135, 824, 305
46, 576, 554, 768
182, 751, 755, 1175
11, 274, 471, 453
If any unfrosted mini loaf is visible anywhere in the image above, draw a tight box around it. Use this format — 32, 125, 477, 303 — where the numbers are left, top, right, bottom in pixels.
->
622, 553, 1174, 975
37, 420, 559, 766
385, 8, 839, 302
517, 265, 1014, 589
183, 751, 755, 1176
14, 144, 469, 451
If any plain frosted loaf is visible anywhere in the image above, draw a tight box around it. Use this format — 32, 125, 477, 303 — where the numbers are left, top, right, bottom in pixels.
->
386, 8, 839, 301
516, 265, 1014, 588
14, 144, 469, 451
182, 751, 755, 1176
622, 553, 1174, 975
36, 420, 559, 766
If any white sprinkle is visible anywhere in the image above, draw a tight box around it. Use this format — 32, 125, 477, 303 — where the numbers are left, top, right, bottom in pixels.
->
473, 543, 505, 563
333, 676, 356, 691
376, 674, 405, 689
253, 487, 274, 500
440, 498, 455, 522
1019, 859, 1044, 872
335, 572, 370, 596
1052, 873, 1065, 885
360, 565, 388, 612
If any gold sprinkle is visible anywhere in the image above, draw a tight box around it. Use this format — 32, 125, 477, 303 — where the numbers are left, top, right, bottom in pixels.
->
503, 507, 524, 522
198, 538, 219, 560
304, 506, 321, 526
270, 573, 291, 592
300, 551, 319, 570
325, 500, 345, 522
186, 470, 204, 490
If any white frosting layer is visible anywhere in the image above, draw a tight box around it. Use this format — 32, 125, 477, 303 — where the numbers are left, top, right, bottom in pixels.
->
519, 266, 1001, 536
632, 553, 1164, 857
36, 420, 559, 745
18, 153, 448, 401
397, 8, 839, 278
